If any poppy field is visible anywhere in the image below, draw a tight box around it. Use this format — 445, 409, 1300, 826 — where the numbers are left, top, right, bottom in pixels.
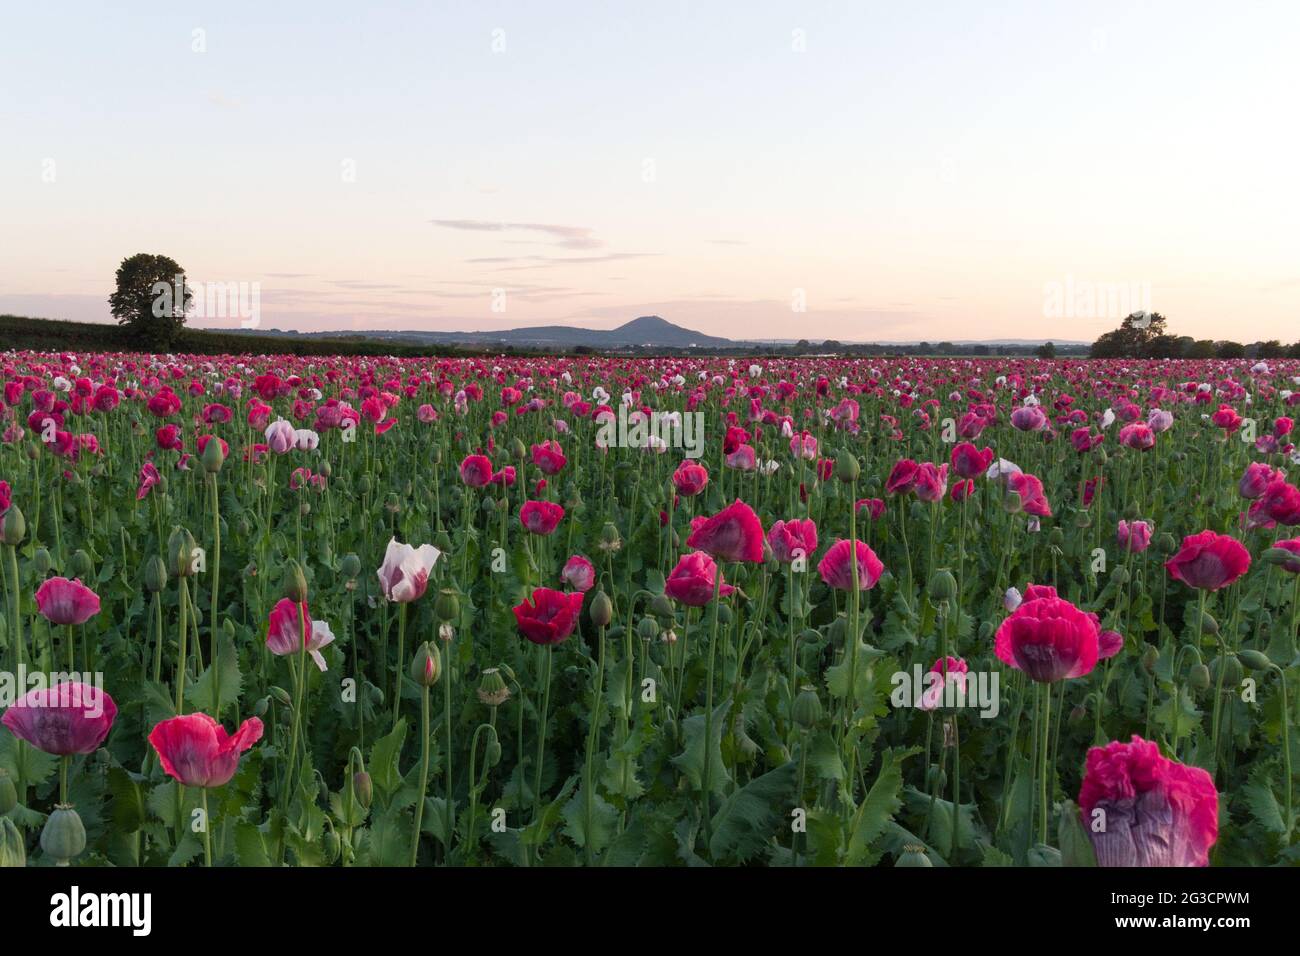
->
1, 351, 1298, 868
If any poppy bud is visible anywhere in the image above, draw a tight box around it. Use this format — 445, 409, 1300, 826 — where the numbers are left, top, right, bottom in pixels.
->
411, 642, 441, 687
792, 685, 823, 729
1189, 663, 1211, 691
142, 555, 168, 593
33, 547, 52, 575
434, 531, 452, 553
358, 474, 372, 495
269, 685, 292, 706
590, 589, 614, 628
637, 595, 670, 627
0, 817, 25, 868
282, 559, 309, 602
1068, 703, 1087, 724
477, 667, 511, 706
1156, 532, 1178, 555
353, 771, 373, 809
0, 769, 16, 816
895, 845, 932, 867
978, 620, 994, 642
1027, 843, 1062, 867
1237, 649, 1274, 671
835, 451, 860, 483
485, 739, 502, 767
69, 549, 94, 580
1111, 565, 1130, 585
829, 614, 847, 645
167, 526, 198, 577
637, 616, 659, 642
927, 569, 957, 604
435, 588, 460, 622
202, 435, 225, 473
41, 805, 86, 866
1048, 527, 1065, 547
250, 695, 270, 717
1, 506, 26, 547
926, 765, 947, 792
1141, 645, 1159, 674
1122, 502, 1141, 521
322, 829, 341, 863
1073, 510, 1091, 529
511, 437, 527, 460
1199, 612, 1219, 637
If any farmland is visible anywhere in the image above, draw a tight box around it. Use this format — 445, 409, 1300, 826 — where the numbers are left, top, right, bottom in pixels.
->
0, 352, 1297, 867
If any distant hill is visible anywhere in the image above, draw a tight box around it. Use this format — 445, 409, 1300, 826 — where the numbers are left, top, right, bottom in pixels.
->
253, 315, 737, 349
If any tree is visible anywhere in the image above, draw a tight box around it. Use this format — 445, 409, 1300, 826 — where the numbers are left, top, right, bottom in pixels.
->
1214, 340, 1245, 359
1035, 341, 1057, 359
109, 253, 191, 350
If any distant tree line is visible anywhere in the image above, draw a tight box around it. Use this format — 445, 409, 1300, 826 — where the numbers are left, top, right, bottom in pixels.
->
1090, 312, 1300, 359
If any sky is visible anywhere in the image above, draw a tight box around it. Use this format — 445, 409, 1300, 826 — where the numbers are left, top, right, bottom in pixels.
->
2, 1, 1298, 343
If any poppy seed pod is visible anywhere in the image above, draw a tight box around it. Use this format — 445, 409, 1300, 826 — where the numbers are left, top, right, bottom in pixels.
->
0, 818, 24, 868
1073, 510, 1091, 529
282, 559, 309, 602
41, 805, 86, 865
1210, 654, 1242, 687
637, 616, 659, 642
1048, 527, 1065, 547
69, 549, 94, 580
33, 547, 52, 575
411, 642, 441, 687
435, 589, 460, 622
927, 569, 957, 604
1111, 565, 1130, 585
599, 522, 623, 552
792, 685, 823, 729
143, 555, 168, 593
339, 553, 361, 579
1122, 501, 1141, 521
895, 845, 932, 867
834, 451, 860, 483
1, 505, 26, 547
1157, 532, 1178, 555
477, 667, 511, 707
590, 589, 614, 628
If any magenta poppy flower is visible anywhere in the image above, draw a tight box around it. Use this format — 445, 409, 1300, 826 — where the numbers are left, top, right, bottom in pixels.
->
1010, 406, 1047, 432
686, 500, 765, 564
767, 518, 818, 564
1007, 471, 1052, 517
35, 577, 101, 626
531, 440, 567, 476
1116, 519, 1152, 554
994, 595, 1099, 682
2, 681, 117, 755
560, 554, 596, 592
513, 587, 584, 645
817, 539, 884, 591
1164, 531, 1250, 591
265, 598, 336, 671
912, 462, 948, 503
885, 459, 919, 494
1240, 463, 1284, 499
1078, 735, 1218, 867
520, 499, 565, 535
672, 460, 709, 496
149, 713, 264, 789
664, 551, 734, 606
950, 443, 993, 480
459, 454, 494, 488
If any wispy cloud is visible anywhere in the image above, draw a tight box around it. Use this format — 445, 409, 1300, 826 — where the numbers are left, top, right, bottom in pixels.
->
467, 253, 660, 271
430, 219, 603, 250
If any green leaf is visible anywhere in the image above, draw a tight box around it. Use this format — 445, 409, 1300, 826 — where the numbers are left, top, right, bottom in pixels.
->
671, 698, 731, 796
184, 631, 243, 714
106, 767, 145, 832
844, 747, 917, 866
708, 761, 797, 864
1242, 771, 1286, 834
369, 718, 408, 794
233, 821, 270, 866
562, 787, 619, 853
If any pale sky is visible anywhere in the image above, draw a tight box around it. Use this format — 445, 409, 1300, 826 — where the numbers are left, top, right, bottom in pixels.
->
2, 1, 1297, 343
